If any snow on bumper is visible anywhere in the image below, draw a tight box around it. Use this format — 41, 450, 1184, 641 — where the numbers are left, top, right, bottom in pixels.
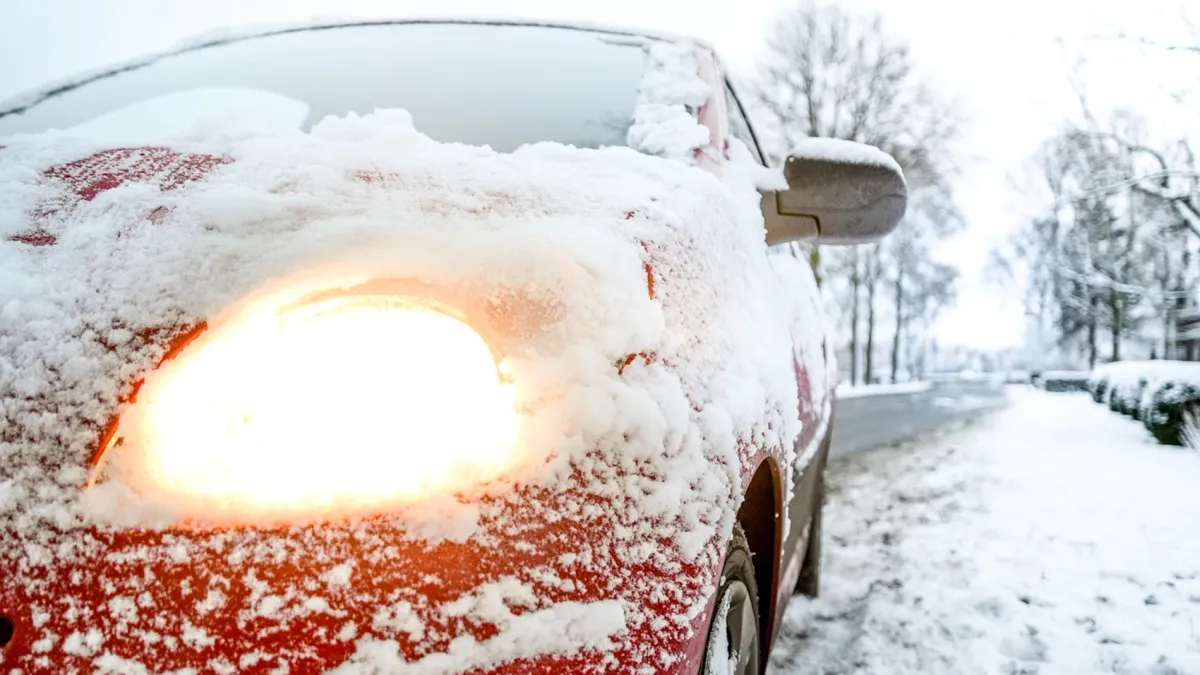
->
1, 485, 716, 673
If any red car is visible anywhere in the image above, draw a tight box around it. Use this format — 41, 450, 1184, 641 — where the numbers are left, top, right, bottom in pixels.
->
0, 20, 905, 674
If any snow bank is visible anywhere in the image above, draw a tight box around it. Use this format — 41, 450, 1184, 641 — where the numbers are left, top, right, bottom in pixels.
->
836, 381, 931, 400
1090, 360, 1200, 446
0, 40, 825, 672
772, 389, 1200, 674
1091, 360, 1200, 390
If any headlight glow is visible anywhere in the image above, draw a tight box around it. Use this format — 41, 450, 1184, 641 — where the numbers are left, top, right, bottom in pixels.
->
93, 295, 519, 522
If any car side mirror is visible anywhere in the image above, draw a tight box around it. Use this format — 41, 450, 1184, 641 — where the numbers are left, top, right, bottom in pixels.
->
761, 138, 907, 246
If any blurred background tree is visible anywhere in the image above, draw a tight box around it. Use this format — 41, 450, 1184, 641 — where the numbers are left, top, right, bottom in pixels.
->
750, 0, 965, 384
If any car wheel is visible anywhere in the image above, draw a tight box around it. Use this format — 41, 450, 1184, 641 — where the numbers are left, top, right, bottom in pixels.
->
794, 476, 824, 597
702, 524, 761, 675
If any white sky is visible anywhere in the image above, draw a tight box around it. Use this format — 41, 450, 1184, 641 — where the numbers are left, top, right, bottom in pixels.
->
1, 0, 1195, 350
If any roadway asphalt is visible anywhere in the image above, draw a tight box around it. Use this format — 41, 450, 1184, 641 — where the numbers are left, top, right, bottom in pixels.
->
829, 380, 1011, 459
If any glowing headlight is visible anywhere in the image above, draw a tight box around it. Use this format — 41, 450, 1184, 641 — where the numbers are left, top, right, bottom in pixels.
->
92, 295, 519, 522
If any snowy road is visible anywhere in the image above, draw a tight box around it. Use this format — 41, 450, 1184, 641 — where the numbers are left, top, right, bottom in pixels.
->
772, 387, 1200, 674
831, 380, 1009, 458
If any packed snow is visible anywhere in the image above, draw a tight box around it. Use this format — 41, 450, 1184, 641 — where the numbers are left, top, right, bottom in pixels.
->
0, 35, 833, 673
789, 137, 902, 173
771, 387, 1200, 674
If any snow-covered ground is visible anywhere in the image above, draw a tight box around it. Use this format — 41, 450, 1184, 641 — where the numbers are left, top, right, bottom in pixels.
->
772, 387, 1200, 675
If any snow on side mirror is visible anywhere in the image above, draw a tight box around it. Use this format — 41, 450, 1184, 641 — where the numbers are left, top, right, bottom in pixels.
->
762, 138, 907, 246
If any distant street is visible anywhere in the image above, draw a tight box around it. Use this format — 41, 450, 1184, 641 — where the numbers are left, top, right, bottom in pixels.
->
830, 380, 1010, 458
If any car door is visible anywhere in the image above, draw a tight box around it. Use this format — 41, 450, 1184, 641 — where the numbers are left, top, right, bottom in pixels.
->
723, 76, 830, 592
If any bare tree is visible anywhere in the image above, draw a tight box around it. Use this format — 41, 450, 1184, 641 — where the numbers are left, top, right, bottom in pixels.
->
994, 121, 1198, 367
753, 0, 964, 383
863, 244, 882, 383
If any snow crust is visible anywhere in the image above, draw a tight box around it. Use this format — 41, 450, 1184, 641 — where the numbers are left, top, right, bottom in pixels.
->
0, 40, 822, 672
790, 137, 902, 174
333, 595, 624, 674
772, 389, 1200, 674
626, 41, 712, 162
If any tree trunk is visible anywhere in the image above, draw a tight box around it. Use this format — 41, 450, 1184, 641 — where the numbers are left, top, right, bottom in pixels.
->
849, 251, 861, 385
1109, 289, 1121, 362
865, 272, 877, 384
1087, 295, 1099, 369
890, 268, 904, 383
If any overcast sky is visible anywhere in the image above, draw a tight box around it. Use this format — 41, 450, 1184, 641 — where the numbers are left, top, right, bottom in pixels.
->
2, 0, 1195, 350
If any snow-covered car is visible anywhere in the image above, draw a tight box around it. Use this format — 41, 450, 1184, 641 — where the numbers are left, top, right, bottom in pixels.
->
0, 20, 905, 674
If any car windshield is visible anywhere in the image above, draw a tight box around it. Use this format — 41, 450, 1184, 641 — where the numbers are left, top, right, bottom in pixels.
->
0, 22, 653, 151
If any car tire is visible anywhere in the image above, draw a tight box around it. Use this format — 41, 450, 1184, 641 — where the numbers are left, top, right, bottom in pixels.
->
701, 524, 761, 675
794, 476, 824, 598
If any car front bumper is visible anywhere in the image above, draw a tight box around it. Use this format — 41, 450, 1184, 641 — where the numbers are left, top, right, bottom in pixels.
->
1, 485, 719, 674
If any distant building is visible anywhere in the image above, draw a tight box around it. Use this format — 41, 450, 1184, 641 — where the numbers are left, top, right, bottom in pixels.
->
1175, 307, 1200, 362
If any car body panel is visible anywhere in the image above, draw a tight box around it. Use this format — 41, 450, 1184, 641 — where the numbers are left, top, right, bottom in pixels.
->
0, 21, 835, 674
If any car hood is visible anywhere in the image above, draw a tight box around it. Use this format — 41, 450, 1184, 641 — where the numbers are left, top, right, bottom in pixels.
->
0, 111, 807, 672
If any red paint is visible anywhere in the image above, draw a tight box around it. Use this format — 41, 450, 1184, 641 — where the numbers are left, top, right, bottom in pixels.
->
45, 147, 232, 202
5, 148, 230, 248
0, 485, 716, 674
6, 230, 56, 246
90, 322, 208, 467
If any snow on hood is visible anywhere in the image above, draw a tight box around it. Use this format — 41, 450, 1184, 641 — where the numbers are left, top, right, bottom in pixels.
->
1, 104, 805, 524
0, 46, 817, 672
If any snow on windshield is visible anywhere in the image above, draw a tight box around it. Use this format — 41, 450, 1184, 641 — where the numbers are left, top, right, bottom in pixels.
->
0, 22, 652, 151
0, 39, 817, 674
67, 87, 310, 140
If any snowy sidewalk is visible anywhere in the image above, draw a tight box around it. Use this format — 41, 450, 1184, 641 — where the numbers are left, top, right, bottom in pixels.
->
771, 388, 1200, 675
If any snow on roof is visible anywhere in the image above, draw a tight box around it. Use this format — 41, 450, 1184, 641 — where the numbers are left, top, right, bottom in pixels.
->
0, 42, 821, 672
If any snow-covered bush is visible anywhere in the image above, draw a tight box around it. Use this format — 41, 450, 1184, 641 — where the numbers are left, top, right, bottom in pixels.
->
1143, 381, 1200, 447
1089, 362, 1200, 447
1088, 373, 1111, 403
1038, 371, 1089, 392
1184, 406, 1200, 450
